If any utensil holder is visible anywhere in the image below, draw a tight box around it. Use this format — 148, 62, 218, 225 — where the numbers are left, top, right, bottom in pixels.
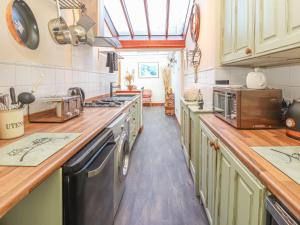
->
0, 108, 24, 140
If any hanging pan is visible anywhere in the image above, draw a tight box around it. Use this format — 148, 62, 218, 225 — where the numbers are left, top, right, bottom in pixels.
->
48, 0, 72, 45
6, 0, 40, 50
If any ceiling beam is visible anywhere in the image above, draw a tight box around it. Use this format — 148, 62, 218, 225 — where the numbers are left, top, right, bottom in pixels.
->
143, 0, 151, 38
183, 0, 193, 39
120, 0, 134, 39
104, 7, 118, 37
165, 0, 170, 38
119, 40, 186, 49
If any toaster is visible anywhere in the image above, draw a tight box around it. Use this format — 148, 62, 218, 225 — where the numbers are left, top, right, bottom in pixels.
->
28, 96, 82, 123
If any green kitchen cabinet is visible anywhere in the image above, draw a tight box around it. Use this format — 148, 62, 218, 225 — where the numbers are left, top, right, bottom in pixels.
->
129, 95, 142, 150
199, 121, 266, 225
199, 122, 218, 225
180, 100, 191, 167
214, 142, 266, 225
0, 169, 62, 225
189, 106, 212, 196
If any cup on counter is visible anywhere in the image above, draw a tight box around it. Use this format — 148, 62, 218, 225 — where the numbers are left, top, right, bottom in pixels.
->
0, 108, 25, 140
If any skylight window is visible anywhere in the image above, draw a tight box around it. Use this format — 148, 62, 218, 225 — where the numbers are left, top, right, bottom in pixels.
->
104, 0, 192, 39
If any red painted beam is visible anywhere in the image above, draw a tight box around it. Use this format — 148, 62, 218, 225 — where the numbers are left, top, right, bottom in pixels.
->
119, 40, 186, 49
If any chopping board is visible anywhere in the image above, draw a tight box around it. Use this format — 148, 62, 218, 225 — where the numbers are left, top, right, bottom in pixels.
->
252, 146, 300, 185
0, 133, 81, 166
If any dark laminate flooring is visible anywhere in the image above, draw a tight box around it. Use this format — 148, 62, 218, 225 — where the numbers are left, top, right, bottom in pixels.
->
114, 107, 209, 225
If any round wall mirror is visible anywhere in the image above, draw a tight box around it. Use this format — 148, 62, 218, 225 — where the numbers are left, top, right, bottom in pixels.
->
190, 2, 200, 43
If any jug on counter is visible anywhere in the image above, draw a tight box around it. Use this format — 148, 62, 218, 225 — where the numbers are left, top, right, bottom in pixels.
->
285, 99, 300, 140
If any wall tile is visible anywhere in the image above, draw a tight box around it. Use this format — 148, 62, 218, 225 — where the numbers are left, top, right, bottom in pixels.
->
16, 65, 31, 86
290, 65, 300, 85
55, 69, 66, 84
0, 63, 15, 86
266, 66, 290, 86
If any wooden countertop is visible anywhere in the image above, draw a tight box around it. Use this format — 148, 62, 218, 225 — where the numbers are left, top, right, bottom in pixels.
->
0, 99, 136, 218
199, 114, 300, 220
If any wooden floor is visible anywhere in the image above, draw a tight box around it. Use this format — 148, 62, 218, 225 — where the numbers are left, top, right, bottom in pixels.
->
114, 107, 209, 225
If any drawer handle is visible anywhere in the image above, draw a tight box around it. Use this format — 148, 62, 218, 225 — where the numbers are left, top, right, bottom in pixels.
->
87, 146, 115, 178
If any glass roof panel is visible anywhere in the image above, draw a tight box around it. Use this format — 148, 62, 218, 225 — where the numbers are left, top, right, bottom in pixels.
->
104, 0, 130, 35
125, 0, 148, 35
148, 0, 167, 35
168, 0, 191, 35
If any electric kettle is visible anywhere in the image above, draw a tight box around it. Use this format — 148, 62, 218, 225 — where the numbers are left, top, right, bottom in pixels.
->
246, 68, 267, 89
285, 99, 300, 140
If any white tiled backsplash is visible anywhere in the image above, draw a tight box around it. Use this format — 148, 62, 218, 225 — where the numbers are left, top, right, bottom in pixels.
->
0, 62, 117, 114
264, 65, 300, 101
184, 67, 251, 107
184, 65, 300, 107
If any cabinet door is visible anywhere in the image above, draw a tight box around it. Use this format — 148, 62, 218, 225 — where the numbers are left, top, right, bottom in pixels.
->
206, 140, 217, 225
215, 149, 232, 225
200, 130, 208, 206
180, 103, 184, 144
284, 0, 300, 47
183, 108, 190, 167
199, 124, 218, 225
222, 0, 234, 61
222, 0, 254, 62
233, 0, 255, 58
255, 0, 284, 53
215, 144, 266, 225
190, 116, 196, 179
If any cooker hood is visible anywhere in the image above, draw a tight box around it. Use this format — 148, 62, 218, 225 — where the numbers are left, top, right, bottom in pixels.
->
80, 0, 121, 48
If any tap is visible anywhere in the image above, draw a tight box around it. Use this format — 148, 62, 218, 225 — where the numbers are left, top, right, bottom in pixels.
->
110, 82, 121, 97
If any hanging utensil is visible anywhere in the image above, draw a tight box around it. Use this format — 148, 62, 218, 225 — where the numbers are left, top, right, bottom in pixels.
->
48, 0, 72, 45
6, 0, 40, 50
69, 9, 87, 46
77, 6, 96, 31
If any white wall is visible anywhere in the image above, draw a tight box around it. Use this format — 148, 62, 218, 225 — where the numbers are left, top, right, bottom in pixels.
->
0, 0, 117, 114
120, 53, 169, 103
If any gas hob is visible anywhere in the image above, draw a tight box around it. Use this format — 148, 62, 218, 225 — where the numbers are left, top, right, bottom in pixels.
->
84, 100, 123, 108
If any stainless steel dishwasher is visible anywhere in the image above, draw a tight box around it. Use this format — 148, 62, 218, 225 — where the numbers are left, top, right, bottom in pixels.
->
266, 195, 299, 225
63, 129, 116, 225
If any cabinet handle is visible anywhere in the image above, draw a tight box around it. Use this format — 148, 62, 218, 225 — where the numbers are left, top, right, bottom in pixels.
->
245, 47, 252, 55
214, 142, 220, 151
209, 141, 214, 147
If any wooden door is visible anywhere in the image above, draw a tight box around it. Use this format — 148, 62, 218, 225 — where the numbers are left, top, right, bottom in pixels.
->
255, 0, 284, 54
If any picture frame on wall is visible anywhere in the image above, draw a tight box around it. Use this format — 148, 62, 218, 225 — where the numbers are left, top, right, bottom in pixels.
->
138, 62, 159, 78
